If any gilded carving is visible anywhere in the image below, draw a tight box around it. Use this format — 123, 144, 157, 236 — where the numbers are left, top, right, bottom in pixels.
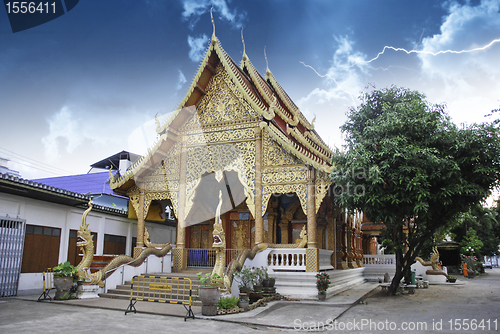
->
184, 141, 256, 219
183, 64, 258, 128
315, 171, 332, 214
127, 186, 141, 217
262, 183, 307, 217
262, 129, 300, 167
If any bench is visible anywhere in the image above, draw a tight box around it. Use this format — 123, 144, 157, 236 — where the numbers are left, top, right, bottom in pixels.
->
125, 275, 195, 321
399, 284, 417, 295
37, 268, 55, 301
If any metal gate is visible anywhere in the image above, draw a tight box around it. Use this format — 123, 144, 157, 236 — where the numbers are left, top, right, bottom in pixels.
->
0, 217, 26, 297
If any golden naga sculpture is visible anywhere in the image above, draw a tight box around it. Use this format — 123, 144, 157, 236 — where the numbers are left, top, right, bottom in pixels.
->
211, 190, 226, 280
76, 199, 172, 287
415, 247, 449, 279
209, 191, 307, 293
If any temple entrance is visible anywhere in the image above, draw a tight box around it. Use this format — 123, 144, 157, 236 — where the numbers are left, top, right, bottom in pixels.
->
185, 171, 246, 268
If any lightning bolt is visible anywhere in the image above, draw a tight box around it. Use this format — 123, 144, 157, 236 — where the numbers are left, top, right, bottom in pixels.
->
301, 36, 500, 105
299, 61, 357, 104
351, 38, 500, 68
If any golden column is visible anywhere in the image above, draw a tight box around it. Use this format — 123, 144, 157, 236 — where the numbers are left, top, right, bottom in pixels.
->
306, 167, 317, 248
136, 190, 145, 247
174, 142, 188, 271
337, 217, 348, 269
254, 125, 264, 245
305, 166, 319, 272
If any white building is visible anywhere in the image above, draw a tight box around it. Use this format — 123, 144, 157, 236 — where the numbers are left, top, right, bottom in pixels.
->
0, 152, 176, 297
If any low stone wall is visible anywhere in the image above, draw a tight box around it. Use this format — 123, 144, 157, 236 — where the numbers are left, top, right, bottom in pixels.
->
273, 267, 365, 300
363, 255, 396, 282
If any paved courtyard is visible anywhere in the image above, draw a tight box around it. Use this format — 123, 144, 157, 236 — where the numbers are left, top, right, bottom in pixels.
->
1, 269, 498, 333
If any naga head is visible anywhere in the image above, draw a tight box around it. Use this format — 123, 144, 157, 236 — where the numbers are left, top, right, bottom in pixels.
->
431, 247, 439, 261
299, 225, 307, 239
212, 190, 225, 248
77, 199, 94, 253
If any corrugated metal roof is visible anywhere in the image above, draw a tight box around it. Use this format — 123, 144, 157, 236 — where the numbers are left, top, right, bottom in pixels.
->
0, 172, 127, 215
32, 171, 119, 197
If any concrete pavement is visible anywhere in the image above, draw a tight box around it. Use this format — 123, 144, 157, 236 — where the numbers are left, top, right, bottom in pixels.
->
10, 281, 378, 330
2, 270, 499, 333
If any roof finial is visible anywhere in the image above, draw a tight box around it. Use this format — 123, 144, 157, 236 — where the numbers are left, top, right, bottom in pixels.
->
264, 46, 271, 77
210, 5, 215, 37
264, 46, 269, 70
241, 27, 246, 55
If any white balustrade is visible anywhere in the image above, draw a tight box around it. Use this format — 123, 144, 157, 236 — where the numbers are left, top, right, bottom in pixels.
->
362, 254, 396, 265
267, 248, 306, 271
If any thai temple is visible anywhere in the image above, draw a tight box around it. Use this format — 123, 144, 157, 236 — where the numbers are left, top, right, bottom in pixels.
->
108, 29, 365, 298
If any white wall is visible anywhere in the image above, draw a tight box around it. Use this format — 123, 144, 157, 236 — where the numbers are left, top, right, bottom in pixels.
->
0, 192, 176, 294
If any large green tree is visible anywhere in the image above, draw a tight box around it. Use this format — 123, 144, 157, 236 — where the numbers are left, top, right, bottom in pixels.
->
330, 86, 500, 294
451, 204, 500, 258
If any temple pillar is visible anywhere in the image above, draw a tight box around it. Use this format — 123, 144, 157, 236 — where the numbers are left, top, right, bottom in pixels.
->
356, 230, 364, 267
174, 142, 188, 272
279, 221, 289, 244
348, 219, 358, 268
317, 221, 326, 250
370, 236, 378, 255
136, 190, 145, 248
337, 217, 349, 269
254, 125, 264, 245
306, 167, 317, 248
305, 167, 319, 272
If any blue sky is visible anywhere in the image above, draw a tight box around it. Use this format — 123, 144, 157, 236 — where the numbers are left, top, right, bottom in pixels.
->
1, 0, 500, 179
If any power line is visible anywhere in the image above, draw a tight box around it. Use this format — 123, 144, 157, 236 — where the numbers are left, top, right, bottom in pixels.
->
0, 147, 72, 176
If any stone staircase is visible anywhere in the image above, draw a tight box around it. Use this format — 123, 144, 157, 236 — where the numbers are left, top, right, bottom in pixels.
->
98, 268, 212, 306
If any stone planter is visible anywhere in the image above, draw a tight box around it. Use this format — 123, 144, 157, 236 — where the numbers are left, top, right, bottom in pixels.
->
53, 276, 74, 300
262, 278, 275, 288
318, 293, 326, 301
249, 291, 263, 303
199, 286, 220, 316
77, 284, 102, 299
237, 299, 249, 311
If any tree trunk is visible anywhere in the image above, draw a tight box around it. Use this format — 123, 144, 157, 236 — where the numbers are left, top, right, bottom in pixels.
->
388, 223, 435, 295
389, 224, 404, 295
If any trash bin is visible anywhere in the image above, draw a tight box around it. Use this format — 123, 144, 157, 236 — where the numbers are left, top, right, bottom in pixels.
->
410, 269, 416, 285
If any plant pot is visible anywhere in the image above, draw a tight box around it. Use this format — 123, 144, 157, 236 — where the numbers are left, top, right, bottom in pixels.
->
199, 286, 220, 305
237, 299, 249, 311
239, 292, 249, 301
249, 291, 263, 303
447, 278, 457, 283
199, 286, 220, 316
253, 284, 263, 291
53, 277, 74, 300
262, 278, 276, 288
318, 293, 326, 301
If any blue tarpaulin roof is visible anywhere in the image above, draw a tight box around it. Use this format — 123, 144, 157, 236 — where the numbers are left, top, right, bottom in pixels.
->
32, 171, 119, 196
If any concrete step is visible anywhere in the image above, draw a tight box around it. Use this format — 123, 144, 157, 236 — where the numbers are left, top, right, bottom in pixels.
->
98, 292, 130, 300
100, 270, 209, 304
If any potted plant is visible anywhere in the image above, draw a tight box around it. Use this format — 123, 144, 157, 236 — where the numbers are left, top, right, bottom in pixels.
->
197, 272, 221, 316
252, 266, 265, 291
235, 267, 255, 295
261, 267, 275, 288
52, 261, 77, 300
217, 295, 241, 314
447, 275, 457, 283
316, 272, 330, 301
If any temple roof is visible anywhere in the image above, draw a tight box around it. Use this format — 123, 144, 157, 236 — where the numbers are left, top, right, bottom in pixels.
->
111, 34, 333, 190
